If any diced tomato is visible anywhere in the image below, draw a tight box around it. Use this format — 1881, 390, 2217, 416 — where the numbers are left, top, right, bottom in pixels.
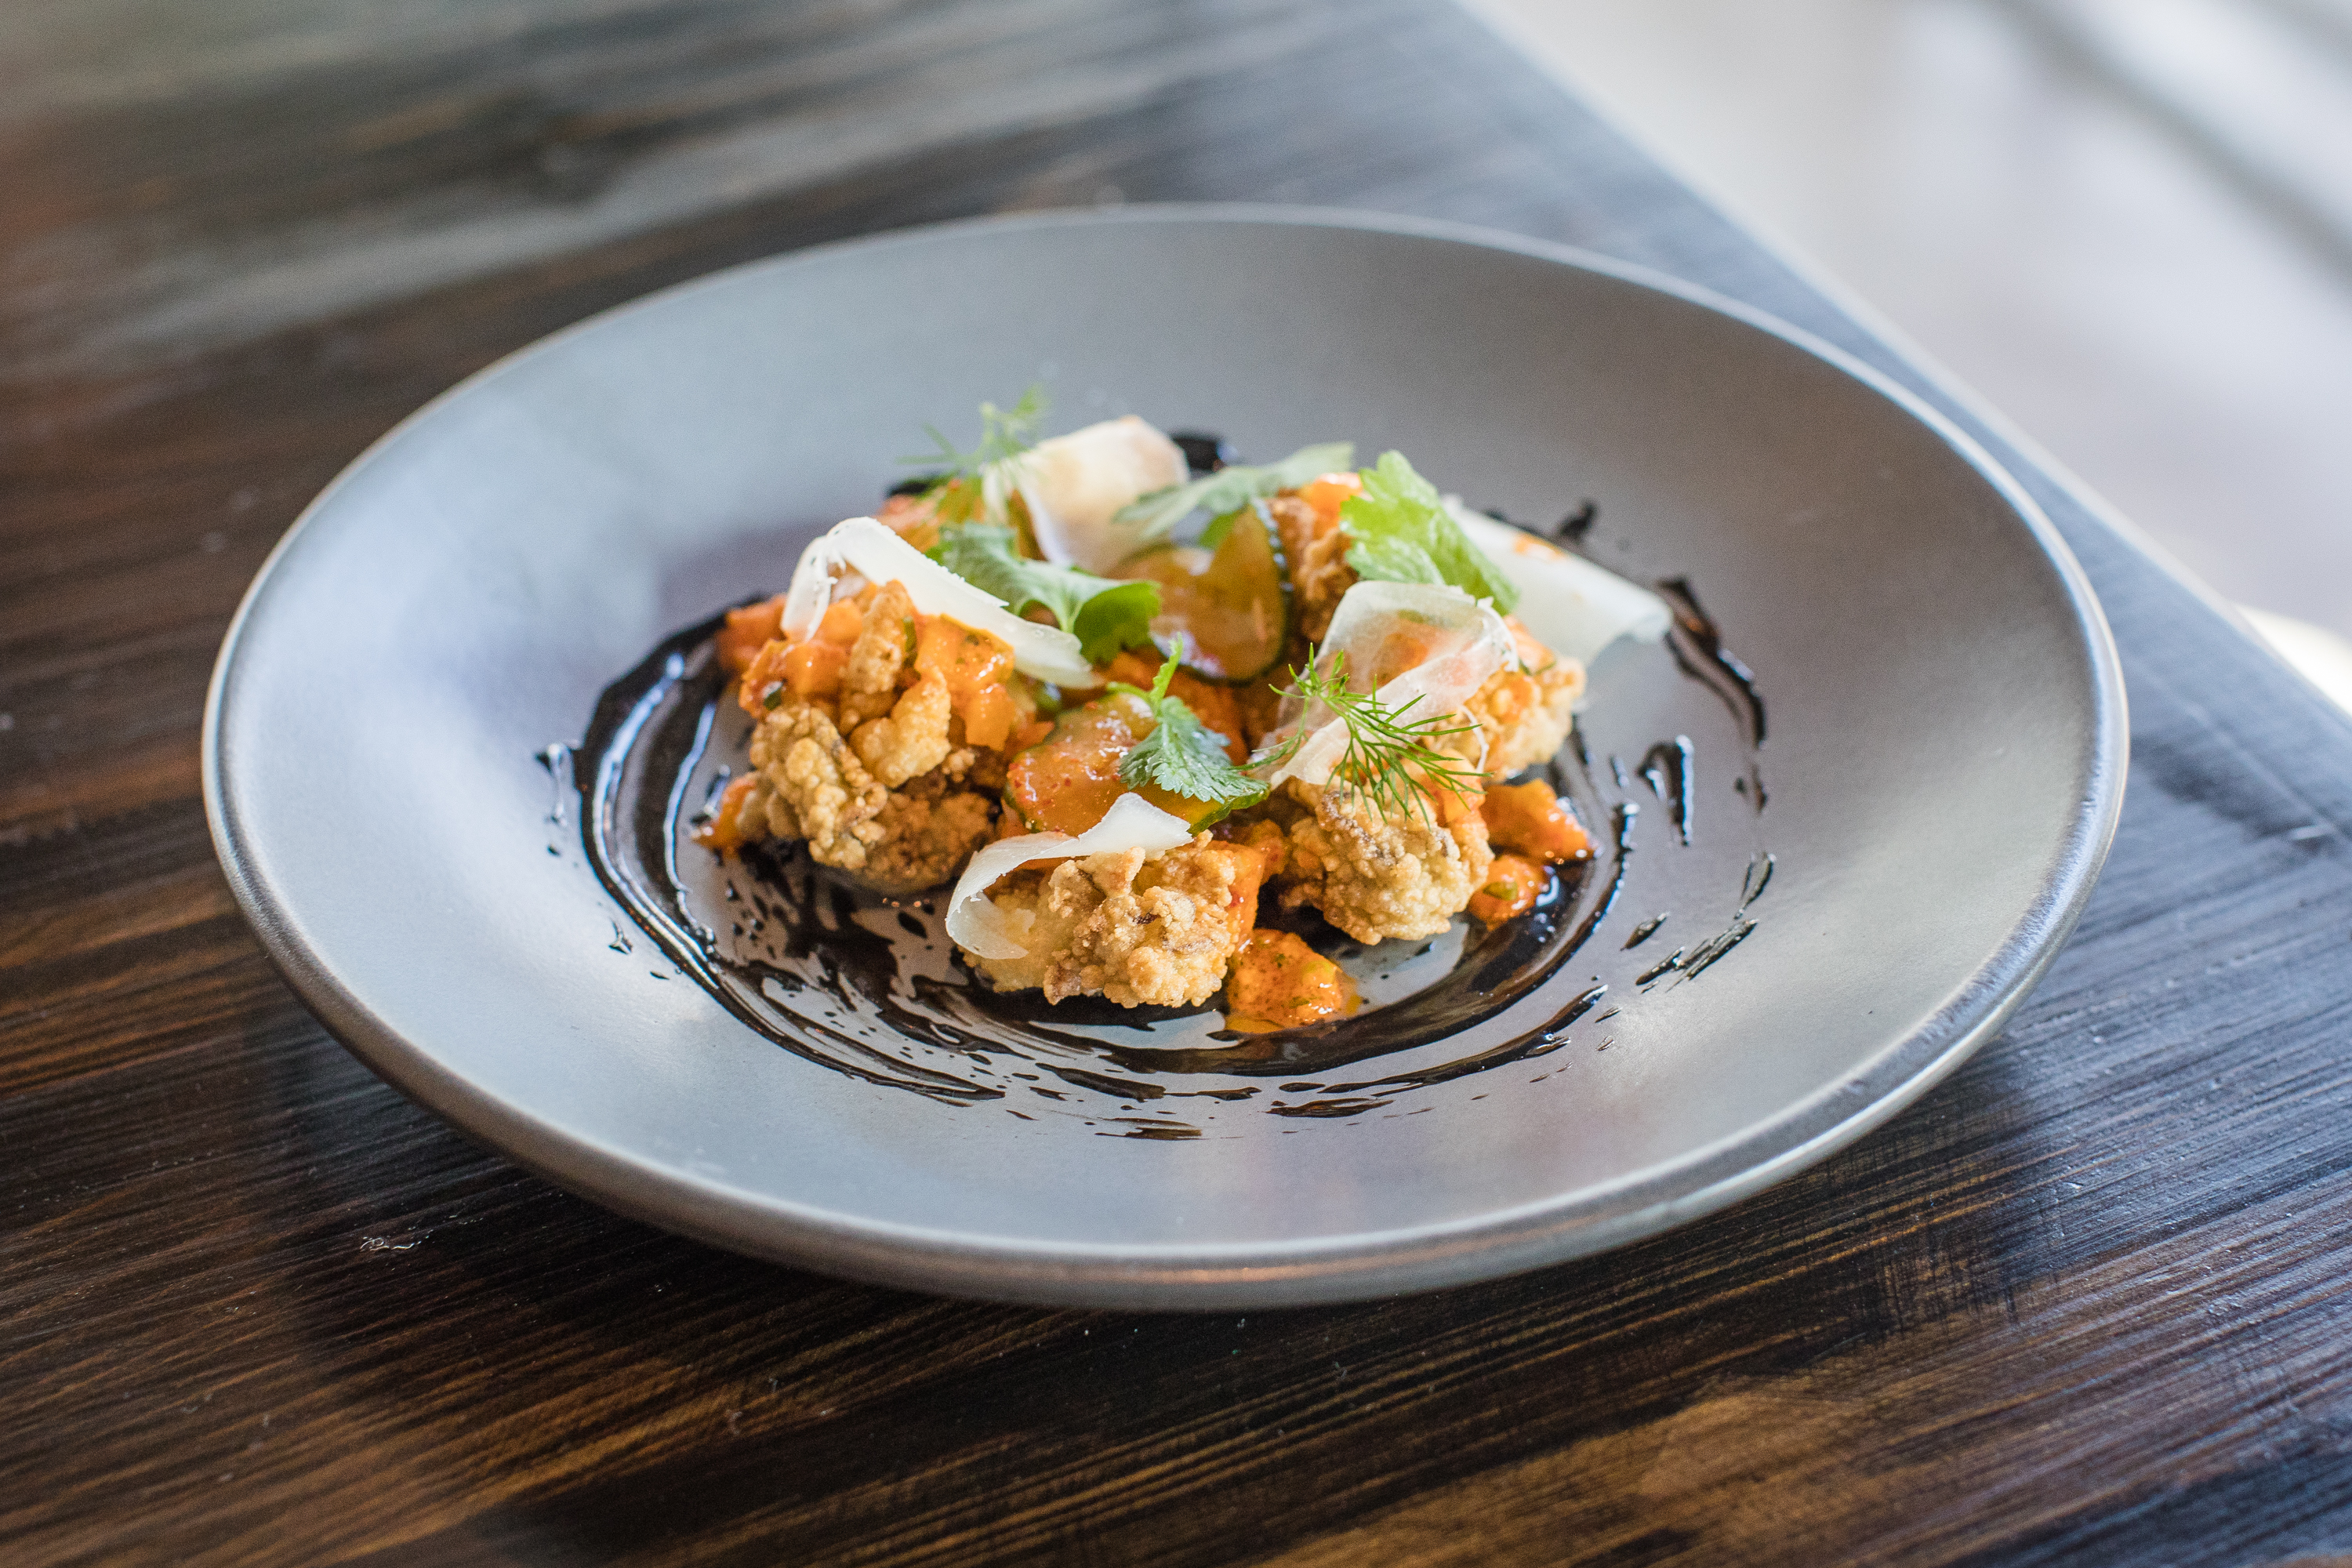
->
1225, 929, 1357, 1026
914, 615, 1020, 748
736, 637, 794, 716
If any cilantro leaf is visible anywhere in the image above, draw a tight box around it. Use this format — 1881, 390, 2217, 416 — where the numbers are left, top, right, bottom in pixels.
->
1339, 451, 1519, 613
929, 522, 1159, 666
1113, 441, 1356, 539
1112, 653, 1270, 815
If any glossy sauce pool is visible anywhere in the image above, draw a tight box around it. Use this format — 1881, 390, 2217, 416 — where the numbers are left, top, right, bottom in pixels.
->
568, 557, 1771, 1137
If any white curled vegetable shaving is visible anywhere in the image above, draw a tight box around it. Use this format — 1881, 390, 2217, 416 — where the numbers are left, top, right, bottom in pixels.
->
1263, 581, 1514, 789
1443, 502, 1671, 668
779, 517, 1094, 686
1012, 416, 1188, 575
945, 793, 1196, 960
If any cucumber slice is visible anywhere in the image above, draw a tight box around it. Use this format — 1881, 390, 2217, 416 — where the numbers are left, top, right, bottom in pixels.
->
1118, 503, 1289, 684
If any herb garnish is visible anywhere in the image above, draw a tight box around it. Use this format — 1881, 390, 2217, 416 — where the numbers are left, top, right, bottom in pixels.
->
1252, 650, 1486, 822
1340, 452, 1519, 612
1113, 441, 1356, 539
899, 387, 1046, 525
1111, 652, 1269, 816
929, 522, 1160, 665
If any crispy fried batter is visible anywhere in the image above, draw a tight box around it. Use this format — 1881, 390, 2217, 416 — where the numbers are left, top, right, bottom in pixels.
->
969, 839, 1263, 1007
737, 696, 996, 893
1276, 778, 1492, 944
840, 579, 916, 728
851, 670, 953, 787
744, 700, 889, 868
1267, 492, 1356, 648
859, 773, 998, 896
1466, 652, 1583, 781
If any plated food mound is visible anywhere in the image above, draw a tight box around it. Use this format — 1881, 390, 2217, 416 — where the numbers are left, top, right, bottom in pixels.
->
698, 393, 1671, 1026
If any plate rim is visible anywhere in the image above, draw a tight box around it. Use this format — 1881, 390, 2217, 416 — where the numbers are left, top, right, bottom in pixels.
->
203, 203, 2129, 1308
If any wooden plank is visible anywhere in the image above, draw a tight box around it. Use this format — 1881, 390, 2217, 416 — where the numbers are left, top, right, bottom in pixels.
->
5, 1, 2351, 1563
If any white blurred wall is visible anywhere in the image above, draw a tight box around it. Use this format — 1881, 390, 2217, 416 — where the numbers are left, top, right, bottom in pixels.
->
1464, 0, 2352, 651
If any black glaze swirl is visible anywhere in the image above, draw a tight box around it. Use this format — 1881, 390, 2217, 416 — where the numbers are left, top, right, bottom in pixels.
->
570, 508, 1770, 1128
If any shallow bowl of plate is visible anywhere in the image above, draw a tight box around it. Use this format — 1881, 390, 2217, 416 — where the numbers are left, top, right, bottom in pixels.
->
205, 206, 2126, 1308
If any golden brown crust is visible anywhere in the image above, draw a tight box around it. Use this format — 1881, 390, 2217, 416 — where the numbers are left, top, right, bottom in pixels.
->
1266, 492, 1356, 650
743, 701, 889, 868
858, 775, 998, 896
1466, 654, 1583, 781
1275, 779, 1493, 944
968, 839, 1262, 1007
839, 579, 916, 728
736, 695, 998, 894
850, 670, 953, 787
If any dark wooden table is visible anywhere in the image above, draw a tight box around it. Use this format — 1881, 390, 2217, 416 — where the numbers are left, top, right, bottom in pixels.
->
9, 2, 2352, 1562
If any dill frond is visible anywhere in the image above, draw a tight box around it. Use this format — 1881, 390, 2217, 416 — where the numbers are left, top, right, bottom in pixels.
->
899, 386, 1047, 484
1256, 651, 1486, 822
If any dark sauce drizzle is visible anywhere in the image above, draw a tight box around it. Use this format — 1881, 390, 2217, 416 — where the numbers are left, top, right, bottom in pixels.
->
569, 609, 1646, 1126
1640, 736, 1695, 846
1657, 577, 1768, 811
570, 477, 1776, 1131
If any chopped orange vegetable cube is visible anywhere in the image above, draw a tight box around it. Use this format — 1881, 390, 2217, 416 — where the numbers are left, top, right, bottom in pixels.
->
694, 775, 760, 851
1294, 471, 1363, 533
1467, 855, 1545, 924
815, 601, 865, 646
782, 640, 847, 697
715, 597, 786, 674
1482, 779, 1592, 863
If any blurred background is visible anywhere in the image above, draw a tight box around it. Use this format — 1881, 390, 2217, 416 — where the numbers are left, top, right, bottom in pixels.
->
8, 0, 2347, 697
1472, 0, 2352, 700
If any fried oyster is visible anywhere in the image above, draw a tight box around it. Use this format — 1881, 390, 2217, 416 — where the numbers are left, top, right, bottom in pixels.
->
696, 409, 1671, 1024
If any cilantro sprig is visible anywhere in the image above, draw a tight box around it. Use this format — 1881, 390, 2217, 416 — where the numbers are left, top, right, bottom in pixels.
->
1113, 441, 1356, 539
1339, 452, 1519, 612
1111, 653, 1269, 817
1251, 649, 1486, 823
929, 521, 1159, 665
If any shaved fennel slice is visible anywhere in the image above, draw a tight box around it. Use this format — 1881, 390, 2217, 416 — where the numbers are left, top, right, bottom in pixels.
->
1008, 416, 1188, 575
1265, 582, 1515, 789
945, 793, 1196, 960
1445, 503, 1671, 667
778, 517, 1094, 686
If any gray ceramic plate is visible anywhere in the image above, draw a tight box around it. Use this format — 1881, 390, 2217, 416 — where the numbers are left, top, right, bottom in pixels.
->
205, 208, 2125, 1308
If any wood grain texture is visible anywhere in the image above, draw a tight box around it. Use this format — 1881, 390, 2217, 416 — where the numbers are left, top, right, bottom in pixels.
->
6, 1, 2352, 1563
